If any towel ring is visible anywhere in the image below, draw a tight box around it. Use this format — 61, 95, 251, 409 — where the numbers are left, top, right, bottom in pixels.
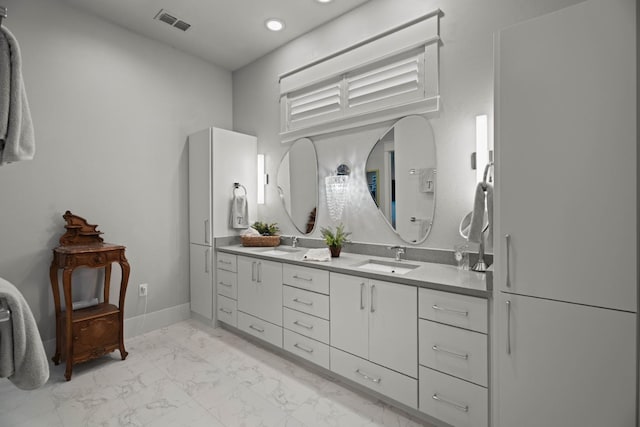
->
481, 163, 494, 189
233, 182, 247, 196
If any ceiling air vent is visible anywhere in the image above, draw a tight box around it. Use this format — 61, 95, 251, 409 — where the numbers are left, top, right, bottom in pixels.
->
154, 9, 191, 32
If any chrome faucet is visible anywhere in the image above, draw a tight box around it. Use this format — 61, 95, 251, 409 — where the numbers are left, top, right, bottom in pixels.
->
292, 236, 299, 248
388, 245, 405, 261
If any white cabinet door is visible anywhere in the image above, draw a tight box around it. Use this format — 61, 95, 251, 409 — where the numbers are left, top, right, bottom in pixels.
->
237, 256, 283, 326
189, 244, 212, 319
495, 0, 636, 311
330, 273, 369, 360
496, 293, 636, 427
368, 280, 417, 378
188, 129, 212, 246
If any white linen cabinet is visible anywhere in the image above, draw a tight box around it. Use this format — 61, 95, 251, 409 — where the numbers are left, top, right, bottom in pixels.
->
188, 128, 257, 321
493, 0, 637, 426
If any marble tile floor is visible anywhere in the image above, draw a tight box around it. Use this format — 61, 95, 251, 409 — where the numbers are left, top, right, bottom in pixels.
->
0, 320, 432, 427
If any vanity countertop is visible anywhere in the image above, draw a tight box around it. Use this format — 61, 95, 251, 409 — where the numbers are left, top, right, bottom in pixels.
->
217, 245, 490, 298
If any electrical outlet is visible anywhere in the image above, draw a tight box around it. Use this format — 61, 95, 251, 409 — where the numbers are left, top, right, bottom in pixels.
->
139, 283, 148, 297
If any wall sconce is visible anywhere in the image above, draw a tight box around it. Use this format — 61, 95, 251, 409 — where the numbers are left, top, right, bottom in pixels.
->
474, 114, 489, 183
325, 163, 350, 221
257, 154, 268, 204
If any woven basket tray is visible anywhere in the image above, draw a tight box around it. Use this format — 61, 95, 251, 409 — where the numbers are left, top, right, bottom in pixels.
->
240, 235, 281, 247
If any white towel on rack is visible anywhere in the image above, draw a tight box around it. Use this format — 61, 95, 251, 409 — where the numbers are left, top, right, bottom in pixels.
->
0, 26, 35, 166
0, 277, 49, 389
468, 182, 494, 244
230, 194, 249, 229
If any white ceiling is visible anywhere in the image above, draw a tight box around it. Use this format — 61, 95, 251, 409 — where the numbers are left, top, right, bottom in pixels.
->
60, 0, 371, 71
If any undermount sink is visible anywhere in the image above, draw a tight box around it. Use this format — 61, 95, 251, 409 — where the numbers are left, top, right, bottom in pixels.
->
353, 259, 420, 275
259, 247, 301, 256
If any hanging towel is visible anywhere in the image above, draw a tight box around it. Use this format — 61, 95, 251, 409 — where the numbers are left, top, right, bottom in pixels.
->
0, 28, 10, 144
0, 26, 35, 166
230, 194, 249, 229
0, 277, 49, 390
468, 182, 494, 244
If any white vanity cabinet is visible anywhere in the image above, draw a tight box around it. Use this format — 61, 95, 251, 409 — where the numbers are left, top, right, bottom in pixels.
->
330, 272, 418, 408
215, 252, 238, 327
237, 256, 283, 347
418, 289, 488, 427
282, 264, 331, 369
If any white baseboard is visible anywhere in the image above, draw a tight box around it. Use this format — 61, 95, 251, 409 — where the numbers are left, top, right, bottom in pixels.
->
42, 303, 192, 356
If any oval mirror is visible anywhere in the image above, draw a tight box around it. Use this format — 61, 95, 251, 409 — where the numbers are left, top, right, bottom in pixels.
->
277, 138, 318, 234
365, 116, 436, 244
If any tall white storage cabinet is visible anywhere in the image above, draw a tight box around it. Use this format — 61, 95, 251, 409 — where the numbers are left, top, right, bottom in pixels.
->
493, 1, 637, 426
188, 128, 257, 321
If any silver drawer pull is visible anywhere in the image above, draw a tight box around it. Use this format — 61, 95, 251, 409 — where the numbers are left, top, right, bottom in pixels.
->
505, 234, 512, 288
292, 274, 313, 282
432, 393, 469, 412
218, 308, 232, 315
293, 343, 314, 353
293, 320, 314, 330
218, 281, 232, 288
355, 369, 381, 384
432, 345, 469, 360
432, 304, 469, 317
293, 298, 313, 306
249, 324, 264, 333
219, 260, 232, 265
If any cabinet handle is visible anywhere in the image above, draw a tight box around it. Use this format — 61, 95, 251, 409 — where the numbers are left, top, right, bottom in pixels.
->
506, 300, 512, 355
505, 234, 512, 288
204, 219, 210, 244
219, 259, 232, 265
293, 343, 314, 353
431, 305, 469, 317
370, 284, 376, 313
249, 324, 264, 333
257, 262, 262, 283
432, 393, 469, 412
355, 369, 381, 384
293, 297, 313, 306
360, 282, 365, 310
205, 249, 209, 273
432, 345, 469, 360
218, 281, 232, 288
293, 320, 313, 330
293, 274, 313, 282
219, 308, 232, 315
251, 262, 256, 282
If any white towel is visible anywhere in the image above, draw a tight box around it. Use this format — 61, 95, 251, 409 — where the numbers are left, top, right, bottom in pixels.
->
230, 194, 249, 229
0, 26, 35, 166
468, 182, 494, 244
0, 277, 49, 390
302, 248, 331, 262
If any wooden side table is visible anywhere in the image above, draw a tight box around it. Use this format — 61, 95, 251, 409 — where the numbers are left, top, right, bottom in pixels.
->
49, 211, 130, 381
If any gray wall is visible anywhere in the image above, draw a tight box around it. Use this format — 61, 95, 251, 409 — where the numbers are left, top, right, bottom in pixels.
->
232, 0, 585, 250
0, 0, 233, 341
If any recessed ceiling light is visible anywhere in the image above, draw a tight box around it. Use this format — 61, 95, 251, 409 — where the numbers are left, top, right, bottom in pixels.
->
265, 18, 285, 31
316, 0, 334, 3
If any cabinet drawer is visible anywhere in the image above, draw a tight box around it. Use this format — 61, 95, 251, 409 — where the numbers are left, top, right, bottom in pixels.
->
217, 252, 237, 272
283, 285, 329, 320
283, 329, 330, 370
217, 295, 237, 327
216, 269, 237, 300
71, 313, 119, 360
330, 347, 417, 409
419, 288, 487, 333
419, 366, 488, 427
283, 264, 329, 294
419, 319, 488, 387
238, 311, 282, 348
283, 307, 330, 344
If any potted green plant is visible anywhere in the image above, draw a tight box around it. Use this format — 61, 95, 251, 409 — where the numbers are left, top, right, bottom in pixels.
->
320, 223, 352, 257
